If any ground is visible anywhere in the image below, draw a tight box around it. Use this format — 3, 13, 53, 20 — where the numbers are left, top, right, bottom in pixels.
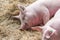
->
0, 0, 42, 40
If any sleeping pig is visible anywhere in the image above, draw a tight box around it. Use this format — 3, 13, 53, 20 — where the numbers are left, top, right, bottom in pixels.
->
33, 9, 60, 40
12, 0, 60, 30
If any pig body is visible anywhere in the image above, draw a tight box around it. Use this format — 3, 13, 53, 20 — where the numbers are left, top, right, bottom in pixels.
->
13, 0, 60, 30
42, 9, 60, 40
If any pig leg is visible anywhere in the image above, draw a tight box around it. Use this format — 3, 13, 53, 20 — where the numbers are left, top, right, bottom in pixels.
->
30, 26, 43, 32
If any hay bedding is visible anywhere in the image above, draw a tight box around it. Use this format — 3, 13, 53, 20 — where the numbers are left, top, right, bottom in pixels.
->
0, 0, 42, 40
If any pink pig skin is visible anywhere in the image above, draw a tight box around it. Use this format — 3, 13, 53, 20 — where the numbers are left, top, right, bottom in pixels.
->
13, 0, 60, 30
40, 9, 60, 40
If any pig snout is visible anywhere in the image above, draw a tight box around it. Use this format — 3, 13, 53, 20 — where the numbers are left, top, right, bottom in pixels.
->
19, 23, 31, 30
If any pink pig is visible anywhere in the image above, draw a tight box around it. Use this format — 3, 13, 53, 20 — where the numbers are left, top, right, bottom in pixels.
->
12, 0, 60, 30
33, 9, 60, 40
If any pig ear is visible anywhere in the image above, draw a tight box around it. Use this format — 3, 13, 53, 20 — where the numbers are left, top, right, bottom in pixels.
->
45, 29, 56, 39
17, 4, 25, 12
